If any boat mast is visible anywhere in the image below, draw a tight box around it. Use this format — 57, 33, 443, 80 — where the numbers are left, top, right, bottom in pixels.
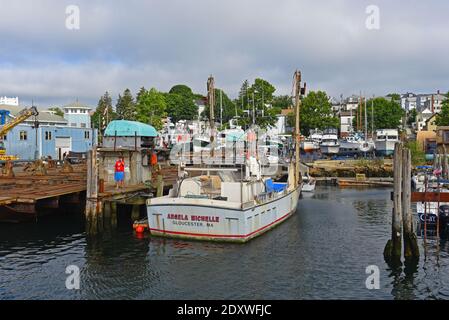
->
207, 75, 215, 158
371, 95, 374, 139
294, 70, 305, 187
364, 94, 368, 140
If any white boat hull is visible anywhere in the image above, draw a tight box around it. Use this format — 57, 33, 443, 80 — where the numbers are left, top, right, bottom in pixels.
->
320, 145, 340, 154
301, 141, 318, 153
146, 187, 301, 243
375, 140, 396, 156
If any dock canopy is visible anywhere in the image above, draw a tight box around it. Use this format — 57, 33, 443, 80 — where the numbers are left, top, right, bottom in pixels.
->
104, 120, 158, 137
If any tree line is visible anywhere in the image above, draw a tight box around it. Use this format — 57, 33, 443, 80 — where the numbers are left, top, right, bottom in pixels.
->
91, 80, 418, 136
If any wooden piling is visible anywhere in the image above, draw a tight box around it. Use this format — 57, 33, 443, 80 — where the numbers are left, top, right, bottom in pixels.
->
110, 201, 117, 229
131, 205, 140, 221
402, 148, 420, 259
85, 148, 99, 235
384, 142, 403, 261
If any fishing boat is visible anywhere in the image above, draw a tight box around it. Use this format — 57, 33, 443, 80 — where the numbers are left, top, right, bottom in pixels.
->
320, 128, 340, 155
310, 129, 323, 145
145, 71, 305, 243
301, 139, 318, 153
146, 158, 301, 242
375, 129, 399, 156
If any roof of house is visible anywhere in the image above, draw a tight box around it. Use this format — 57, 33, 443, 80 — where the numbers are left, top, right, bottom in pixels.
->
63, 101, 92, 110
104, 120, 158, 137
0, 104, 67, 123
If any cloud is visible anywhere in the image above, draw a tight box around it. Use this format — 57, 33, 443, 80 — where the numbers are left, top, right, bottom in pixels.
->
0, 0, 448, 107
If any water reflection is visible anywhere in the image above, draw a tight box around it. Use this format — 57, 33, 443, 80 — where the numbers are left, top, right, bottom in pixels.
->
1, 187, 449, 299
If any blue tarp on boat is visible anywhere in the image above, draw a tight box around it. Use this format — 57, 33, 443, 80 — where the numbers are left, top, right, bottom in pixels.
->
104, 120, 158, 137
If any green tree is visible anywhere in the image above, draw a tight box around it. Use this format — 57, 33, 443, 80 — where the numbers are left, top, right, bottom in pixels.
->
407, 108, 417, 126
352, 97, 404, 132
92, 91, 115, 131
272, 95, 292, 112
435, 95, 449, 126
165, 92, 198, 123
386, 93, 401, 102
116, 88, 136, 120
288, 91, 339, 135
202, 88, 238, 129
236, 78, 278, 129
48, 107, 64, 117
405, 140, 426, 166
169, 84, 194, 98
136, 88, 167, 130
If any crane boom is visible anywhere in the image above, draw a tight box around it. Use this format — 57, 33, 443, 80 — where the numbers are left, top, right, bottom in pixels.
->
0, 106, 39, 137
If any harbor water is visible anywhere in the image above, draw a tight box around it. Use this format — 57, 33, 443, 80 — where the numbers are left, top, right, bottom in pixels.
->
1, 187, 449, 300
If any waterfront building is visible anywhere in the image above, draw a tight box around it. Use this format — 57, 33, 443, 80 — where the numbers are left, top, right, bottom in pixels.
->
425, 113, 438, 132
63, 101, 92, 128
0, 101, 96, 160
401, 93, 417, 111
0, 96, 19, 106
343, 95, 360, 112
423, 93, 446, 114
415, 108, 433, 132
339, 111, 354, 138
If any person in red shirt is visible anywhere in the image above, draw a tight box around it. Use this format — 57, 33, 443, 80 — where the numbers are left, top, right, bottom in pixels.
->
114, 156, 125, 189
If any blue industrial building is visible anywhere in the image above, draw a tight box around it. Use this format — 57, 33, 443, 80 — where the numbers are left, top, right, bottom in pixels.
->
0, 101, 97, 161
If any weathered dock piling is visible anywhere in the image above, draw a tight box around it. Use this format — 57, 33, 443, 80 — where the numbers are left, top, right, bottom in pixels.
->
402, 147, 419, 259
86, 148, 100, 234
384, 143, 403, 261
384, 142, 419, 262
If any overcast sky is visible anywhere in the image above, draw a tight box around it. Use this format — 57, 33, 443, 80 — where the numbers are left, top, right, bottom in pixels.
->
0, 0, 448, 107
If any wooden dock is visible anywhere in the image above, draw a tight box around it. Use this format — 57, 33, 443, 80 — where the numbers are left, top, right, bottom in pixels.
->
0, 162, 87, 222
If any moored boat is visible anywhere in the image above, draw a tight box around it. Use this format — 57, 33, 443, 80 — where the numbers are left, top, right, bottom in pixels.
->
145, 71, 305, 243
146, 160, 301, 242
320, 128, 340, 155
375, 129, 399, 157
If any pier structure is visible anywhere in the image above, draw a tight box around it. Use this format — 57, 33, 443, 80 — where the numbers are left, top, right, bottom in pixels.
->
0, 160, 87, 222
85, 120, 179, 234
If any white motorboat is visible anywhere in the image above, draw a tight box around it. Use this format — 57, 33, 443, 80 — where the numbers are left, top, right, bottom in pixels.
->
301, 175, 316, 192
375, 129, 399, 156
320, 128, 340, 155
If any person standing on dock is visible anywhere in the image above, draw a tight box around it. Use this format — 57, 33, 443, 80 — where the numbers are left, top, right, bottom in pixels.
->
114, 156, 125, 189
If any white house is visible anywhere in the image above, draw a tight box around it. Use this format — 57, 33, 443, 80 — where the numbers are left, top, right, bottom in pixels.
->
416, 108, 433, 132
339, 111, 354, 137
401, 93, 417, 111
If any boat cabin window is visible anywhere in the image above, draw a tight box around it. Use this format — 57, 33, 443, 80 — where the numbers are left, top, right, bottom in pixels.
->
377, 135, 386, 140
387, 135, 397, 140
